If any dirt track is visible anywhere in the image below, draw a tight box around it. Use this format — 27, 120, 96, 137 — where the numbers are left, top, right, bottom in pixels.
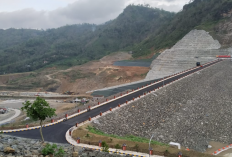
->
0, 52, 150, 95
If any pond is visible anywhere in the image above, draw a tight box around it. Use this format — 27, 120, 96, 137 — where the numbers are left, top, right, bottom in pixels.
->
113, 61, 151, 67
113, 53, 160, 67
92, 53, 161, 97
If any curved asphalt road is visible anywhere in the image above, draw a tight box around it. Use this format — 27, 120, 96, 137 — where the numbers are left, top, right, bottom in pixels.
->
6, 60, 221, 144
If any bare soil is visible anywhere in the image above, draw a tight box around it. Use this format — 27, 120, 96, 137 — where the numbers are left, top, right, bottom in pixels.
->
0, 52, 150, 95
0, 100, 79, 130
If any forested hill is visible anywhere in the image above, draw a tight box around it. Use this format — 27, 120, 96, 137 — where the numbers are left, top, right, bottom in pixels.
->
1, 0, 232, 74
132, 0, 232, 57
0, 5, 174, 74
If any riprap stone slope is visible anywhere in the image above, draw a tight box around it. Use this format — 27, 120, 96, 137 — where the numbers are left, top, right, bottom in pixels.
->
93, 60, 232, 152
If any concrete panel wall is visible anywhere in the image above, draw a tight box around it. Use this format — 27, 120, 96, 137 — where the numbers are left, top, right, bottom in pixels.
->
145, 29, 229, 80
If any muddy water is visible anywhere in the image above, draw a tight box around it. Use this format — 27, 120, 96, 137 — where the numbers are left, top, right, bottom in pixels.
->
113, 61, 151, 67
113, 53, 160, 67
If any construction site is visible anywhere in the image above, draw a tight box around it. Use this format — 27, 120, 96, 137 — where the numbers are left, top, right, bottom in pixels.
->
1, 29, 232, 157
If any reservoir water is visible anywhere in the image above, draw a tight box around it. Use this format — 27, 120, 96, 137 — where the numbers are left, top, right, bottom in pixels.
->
113, 61, 151, 67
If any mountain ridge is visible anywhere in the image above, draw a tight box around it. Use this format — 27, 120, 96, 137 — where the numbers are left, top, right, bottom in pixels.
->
1, 0, 232, 74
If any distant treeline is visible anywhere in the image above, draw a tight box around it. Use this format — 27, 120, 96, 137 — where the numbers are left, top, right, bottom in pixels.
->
0, 0, 232, 74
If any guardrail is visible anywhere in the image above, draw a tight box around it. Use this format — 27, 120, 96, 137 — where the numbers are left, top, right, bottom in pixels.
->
211, 144, 232, 155
64, 59, 222, 157
1, 59, 221, 137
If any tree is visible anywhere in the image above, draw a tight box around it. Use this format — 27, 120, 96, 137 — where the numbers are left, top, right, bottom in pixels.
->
21, 97, 56, 142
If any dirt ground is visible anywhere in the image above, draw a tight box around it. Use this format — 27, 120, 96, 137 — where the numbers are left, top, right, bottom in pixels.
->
72, 124, 213, 157
0, 99, 80, 130
53, 52, 149, 94
0, 99, 77, 115
0, 52, 150, 95
0, 99, 25, 109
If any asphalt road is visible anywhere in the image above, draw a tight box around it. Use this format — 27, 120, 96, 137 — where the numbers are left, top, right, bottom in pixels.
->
6, 60, 221, 144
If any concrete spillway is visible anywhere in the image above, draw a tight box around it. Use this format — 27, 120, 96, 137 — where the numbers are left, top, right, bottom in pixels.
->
145, 29, 230, 80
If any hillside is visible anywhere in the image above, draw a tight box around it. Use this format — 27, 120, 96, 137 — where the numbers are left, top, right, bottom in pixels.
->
132, 0, 232, 57
0, 52, 150, 93
0, 5, 173, 74
1, 0, 232, 74
0, 28, 42, 50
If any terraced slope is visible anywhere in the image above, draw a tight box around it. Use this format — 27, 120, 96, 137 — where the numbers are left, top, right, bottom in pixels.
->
93, 60, 232, 152
145, 30, 229, 80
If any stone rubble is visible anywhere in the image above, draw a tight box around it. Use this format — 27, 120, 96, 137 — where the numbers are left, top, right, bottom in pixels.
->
93, 60, 232, 152
0, 134, 132, 157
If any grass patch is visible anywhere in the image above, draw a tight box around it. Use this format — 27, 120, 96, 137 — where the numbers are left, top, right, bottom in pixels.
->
87, 126, 166, 146
195, 20, 223, 32
62, 70, 95, 82
141, 71, 149, 77
118, 53, 160, 63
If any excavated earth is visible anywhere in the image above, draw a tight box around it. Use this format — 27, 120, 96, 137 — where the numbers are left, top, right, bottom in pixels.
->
92, 60, 232, 152
0, 52, 149, 94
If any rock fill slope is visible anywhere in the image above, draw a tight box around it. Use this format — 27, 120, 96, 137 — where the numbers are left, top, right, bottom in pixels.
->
146, 30, 226, 80
93, 60, 232, 152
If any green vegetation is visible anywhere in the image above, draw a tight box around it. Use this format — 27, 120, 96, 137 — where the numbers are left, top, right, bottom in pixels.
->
21, 97, 56, 142
114, 143, 121, 153
116, 53, 160, 63
0, 0, 232, 73
132, 0, 232, 58
0, 5, 173, 74
85, 133, 90, 138
87, 126, 166, 146
41, 143, 65, 157
115, 144, 121, 150
101, 141, 109, 152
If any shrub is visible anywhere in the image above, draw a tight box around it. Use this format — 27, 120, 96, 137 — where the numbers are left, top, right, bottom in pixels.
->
55, 147, 65, 157
102, 141, 109, 153
41, 143, 65, 157
115, 144, 121, 150
41, 144, 57, 155
114, 144, 121, 153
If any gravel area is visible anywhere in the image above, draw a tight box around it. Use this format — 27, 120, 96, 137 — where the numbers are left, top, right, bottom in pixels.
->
93, 60, 232, 152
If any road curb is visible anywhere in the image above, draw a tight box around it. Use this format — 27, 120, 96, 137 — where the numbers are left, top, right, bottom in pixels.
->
211, 144, 232, 155
1, 59, 221, 135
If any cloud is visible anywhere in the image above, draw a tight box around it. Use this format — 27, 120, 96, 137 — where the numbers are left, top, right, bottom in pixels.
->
0, 0, 126, 29
126, 0, 189, 12
52, 0, 126, 23
0, 9, 47, 29
0, 0, 189, 29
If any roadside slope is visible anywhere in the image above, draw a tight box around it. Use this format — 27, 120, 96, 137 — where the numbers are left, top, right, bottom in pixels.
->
93, 60, 232, 152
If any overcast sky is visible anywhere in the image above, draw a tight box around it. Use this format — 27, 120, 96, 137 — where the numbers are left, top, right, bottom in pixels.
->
0, 0, 189, 29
